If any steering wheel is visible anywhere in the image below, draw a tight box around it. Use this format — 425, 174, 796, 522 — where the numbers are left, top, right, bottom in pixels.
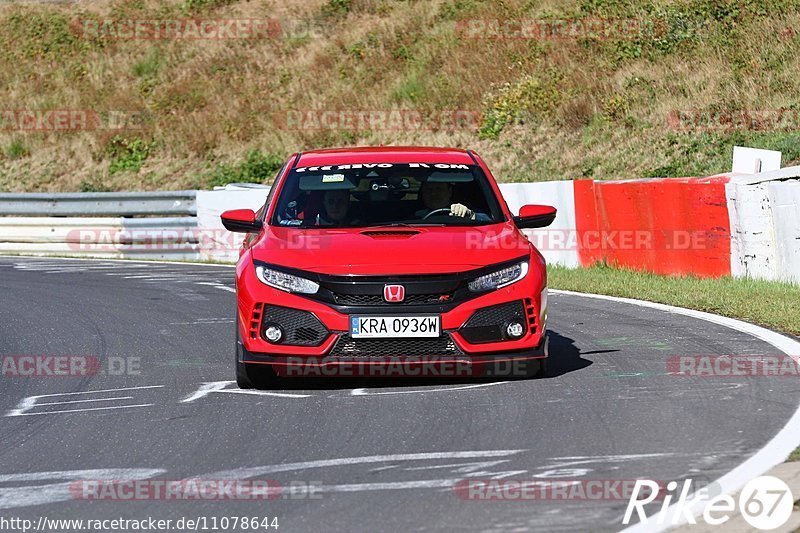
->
422, 208, 452, 220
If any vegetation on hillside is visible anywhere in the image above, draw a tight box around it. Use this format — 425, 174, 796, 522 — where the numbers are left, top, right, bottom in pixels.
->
1, 0, 798, 191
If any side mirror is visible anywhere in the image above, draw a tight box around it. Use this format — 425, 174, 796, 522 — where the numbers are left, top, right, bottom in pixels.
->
513, 205, 557, 229
220, 209, 263, 233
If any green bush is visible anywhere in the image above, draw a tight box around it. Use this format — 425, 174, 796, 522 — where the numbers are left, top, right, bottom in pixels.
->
78, 174, 112, 192
133, 47, 164, 78
5, 139, 30, 160
207, 150, 285, 187
4, 10, 82, 60
106, 137, 154, 175
479, 74, 563, 139
322, 0, 353, 18
182, 0, 236, 13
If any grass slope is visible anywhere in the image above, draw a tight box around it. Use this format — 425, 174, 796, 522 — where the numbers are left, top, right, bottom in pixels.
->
549, 264, 800, 336
1, 0, 799, 191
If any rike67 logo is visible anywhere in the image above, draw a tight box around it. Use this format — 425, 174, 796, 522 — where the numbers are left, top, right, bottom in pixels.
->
623, 476, 793, 530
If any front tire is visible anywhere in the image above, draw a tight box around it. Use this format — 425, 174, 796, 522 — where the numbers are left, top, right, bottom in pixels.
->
236, 319, 279, 389
235, 340, 255, 389
522, 334, 549, 379
521, 357, 548, 378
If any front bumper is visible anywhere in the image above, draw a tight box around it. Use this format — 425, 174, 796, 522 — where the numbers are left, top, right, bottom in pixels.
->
236, 259, 548, 366
239, 335, 548, 379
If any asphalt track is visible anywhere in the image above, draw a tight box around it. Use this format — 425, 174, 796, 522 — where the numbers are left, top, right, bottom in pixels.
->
1, 256, 798, 532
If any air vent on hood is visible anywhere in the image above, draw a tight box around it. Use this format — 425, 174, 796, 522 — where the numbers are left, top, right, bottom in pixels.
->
360, 230, 420, 238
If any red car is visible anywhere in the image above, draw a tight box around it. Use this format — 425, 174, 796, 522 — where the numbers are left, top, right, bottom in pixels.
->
221, 147, 556, 388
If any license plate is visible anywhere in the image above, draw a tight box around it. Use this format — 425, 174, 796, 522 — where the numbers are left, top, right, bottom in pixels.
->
350, 316, 440, 338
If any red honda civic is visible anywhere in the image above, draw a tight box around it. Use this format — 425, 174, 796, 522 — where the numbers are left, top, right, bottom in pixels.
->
221, 146, 556, 388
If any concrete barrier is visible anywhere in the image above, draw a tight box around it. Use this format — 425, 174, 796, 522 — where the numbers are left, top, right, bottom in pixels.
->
499, 181, 579, 268
769, 181, 800, 283
2, 170, 799, 284
726, 166, 800, 283
196, 188, 270, 262
193, 181, 580, 266
574, 177, 733, 277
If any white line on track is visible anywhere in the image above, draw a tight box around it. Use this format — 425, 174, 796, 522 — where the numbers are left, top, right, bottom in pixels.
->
8, 256, 799, 527
213, 389, 311, 398
0, 255, 235, 268
181, 381, 310, 402
0, 468, 167, 510
16, 385, 164, 399
34, 396, 134, 407
168, 318, 233, 325
9, 404, 154, 416
196, 282, 236, 293
350, 381, 509, 396
301, 479, 460, 492
551, 289, 800, 531
192, 450, 527, 481
122, 275, 193, 279
5, 386, 164, 417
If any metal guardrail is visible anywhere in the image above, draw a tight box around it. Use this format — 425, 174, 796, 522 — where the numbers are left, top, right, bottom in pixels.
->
0, 191, 200, 260
0, 217, 201, 260
0, 217, 198, 243
0, 186, 270, 261
0, 191, 197, 217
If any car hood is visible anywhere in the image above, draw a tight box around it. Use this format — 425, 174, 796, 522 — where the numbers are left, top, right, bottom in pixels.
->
249, 222, 531, 275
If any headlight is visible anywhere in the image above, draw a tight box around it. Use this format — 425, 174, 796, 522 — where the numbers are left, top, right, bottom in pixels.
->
468, 261, 529, 292
255, 265, 319, 294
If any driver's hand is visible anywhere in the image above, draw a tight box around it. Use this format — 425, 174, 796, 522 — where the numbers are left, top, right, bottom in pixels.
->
450, 203, 474, 219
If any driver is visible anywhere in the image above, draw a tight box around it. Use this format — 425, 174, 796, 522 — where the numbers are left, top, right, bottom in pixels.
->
316, 189, 356, 226
416, 181, 488, 221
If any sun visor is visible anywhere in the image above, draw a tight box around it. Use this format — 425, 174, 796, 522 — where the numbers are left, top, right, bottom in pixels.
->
424, 171, 474, 183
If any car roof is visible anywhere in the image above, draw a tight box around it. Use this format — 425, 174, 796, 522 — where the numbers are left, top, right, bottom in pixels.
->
295, 146, 476, 167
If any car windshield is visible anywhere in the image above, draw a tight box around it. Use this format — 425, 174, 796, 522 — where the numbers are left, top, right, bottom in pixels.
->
270, 162, 505, 228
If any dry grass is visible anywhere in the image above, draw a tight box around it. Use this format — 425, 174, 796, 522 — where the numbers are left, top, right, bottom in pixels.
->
0, 0, 799, 191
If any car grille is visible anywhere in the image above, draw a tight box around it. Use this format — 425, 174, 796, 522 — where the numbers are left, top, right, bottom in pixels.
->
329, 334, 463, 358
313, 270, 468, 309
261, 305, 329, 346
333, 293, 453, 306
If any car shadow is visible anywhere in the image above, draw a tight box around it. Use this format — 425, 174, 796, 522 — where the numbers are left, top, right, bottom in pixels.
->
263, 329, 593, 391
541, 329, 594, 378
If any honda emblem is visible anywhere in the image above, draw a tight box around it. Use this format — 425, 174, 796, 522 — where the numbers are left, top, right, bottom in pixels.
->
383, 284, 405, 303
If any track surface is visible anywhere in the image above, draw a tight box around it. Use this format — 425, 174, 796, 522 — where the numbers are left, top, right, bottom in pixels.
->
0, 256, 797, 532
